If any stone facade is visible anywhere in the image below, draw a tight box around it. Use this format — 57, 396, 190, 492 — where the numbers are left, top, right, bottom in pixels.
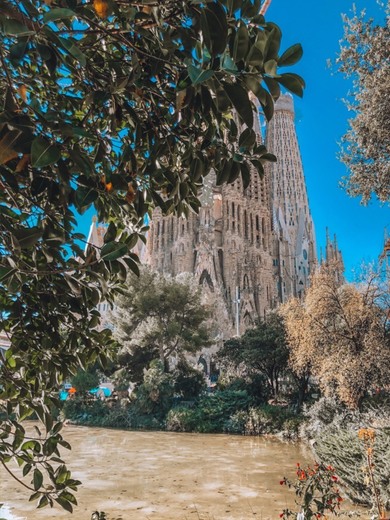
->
145, 94, 317, 337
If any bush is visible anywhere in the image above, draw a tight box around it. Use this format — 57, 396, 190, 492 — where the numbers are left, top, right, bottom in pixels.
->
165, 407, 200, 432
219, 374, 270, 404
172, 361, 206, 399
314, 427, 390, 509
133, 360, 174, 418
223, 410, 249, 434
244, 405, 299, 435
63, 398, 109, 424
302, 398, 390, 509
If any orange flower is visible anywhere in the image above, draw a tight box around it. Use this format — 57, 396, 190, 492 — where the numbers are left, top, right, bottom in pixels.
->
93, 0, 108, 18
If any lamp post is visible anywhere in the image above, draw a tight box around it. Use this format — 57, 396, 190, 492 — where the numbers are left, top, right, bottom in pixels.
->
234, 286, 241, 337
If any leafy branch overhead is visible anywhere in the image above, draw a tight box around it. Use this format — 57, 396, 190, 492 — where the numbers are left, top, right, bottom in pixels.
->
0, 0, 304, 511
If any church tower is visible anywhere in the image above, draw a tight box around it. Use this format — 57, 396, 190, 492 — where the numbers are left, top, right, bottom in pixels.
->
265, 94, 316, 301
323, 228, 344, 284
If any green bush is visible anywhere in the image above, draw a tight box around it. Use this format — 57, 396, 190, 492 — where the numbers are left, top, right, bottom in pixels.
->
133, 360, 174, 418
172, 361, 206, 399
219, 375, 270, 404
63, 398, 109, 424
165, 407, 200, 432
223, 410, 249, 434
244, 405, 299, 435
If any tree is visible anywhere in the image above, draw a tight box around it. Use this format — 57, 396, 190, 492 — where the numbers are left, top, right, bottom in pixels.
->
217, 312, 289, 399
281, 265, 390, 409
338, 3, 390, 203
0, 0, 304, 509
111, 268, 213, 371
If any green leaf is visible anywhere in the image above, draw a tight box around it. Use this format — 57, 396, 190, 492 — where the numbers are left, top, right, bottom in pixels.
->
0, 266, 16, 282
31, 137, 61, 168
233, 24, 249, 62
100, 242, 128, 261
190, 157, 204, 181
15, 227, 43, 248
228, 161, 240, 184
277, 73, 305, 97
187, 65, 214, 86
1, 19, 35, 36
37, 495, 49, 509
74, 187, 98, 209
43, 8, 77, 23
58, 37, 87, 67
242, 0, 261, 18
263, 76, 280, 100
264, 24, 282, 61
103, 222, 117, 243
246, 41, 264, 67
200, 2, 228, 57
33, 469, 43, 491
216, 160, 232, 186
264, 59, 278, 76
240, 162, 251, 189
239, 128, 256, 150
222, 82, 253, 128
9, 41, 28, 61
55, 496, 73, 513
278, 43, 303, 67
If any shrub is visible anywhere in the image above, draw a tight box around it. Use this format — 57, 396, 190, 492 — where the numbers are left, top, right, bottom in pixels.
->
172, 361, 206, 399
63, 398, 109, 424
165, 407, 200, 432
219, 374, 270, 404
133, 360, 174, 418
223, 410, 249, 434
244, 405, 299, 435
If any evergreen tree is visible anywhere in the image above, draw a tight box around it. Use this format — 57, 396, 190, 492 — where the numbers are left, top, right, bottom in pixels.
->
111, 268, 213, 371
218, 312, 289, 399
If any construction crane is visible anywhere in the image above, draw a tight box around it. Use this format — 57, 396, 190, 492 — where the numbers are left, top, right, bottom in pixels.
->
259, 0, 272, 15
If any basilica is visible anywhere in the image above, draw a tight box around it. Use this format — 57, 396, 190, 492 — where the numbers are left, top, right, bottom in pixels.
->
145, 94, 317, 336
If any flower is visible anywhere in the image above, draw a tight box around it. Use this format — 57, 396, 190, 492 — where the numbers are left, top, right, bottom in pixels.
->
331, 475, 338, 482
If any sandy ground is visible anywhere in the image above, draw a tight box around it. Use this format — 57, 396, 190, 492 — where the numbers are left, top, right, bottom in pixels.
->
0, 425, 350, 520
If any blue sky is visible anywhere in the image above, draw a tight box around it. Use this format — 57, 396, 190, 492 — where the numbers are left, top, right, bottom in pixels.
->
267, 0, 389, 278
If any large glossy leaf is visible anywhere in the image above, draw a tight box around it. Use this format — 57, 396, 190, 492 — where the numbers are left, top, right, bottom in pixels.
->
277, 73, 305, 98
100, 242, 128, 261
200, 2, 228, 56
187, 65, 214, 86
43, 8, 77, 23
233, 24, 249, 62
1, 19, 35, 36
278, 43, 303, 67
223, 82, 253, 128
31, 137, 61, 168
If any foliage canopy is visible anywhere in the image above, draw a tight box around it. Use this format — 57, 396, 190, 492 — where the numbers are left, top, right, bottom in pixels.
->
338, 3, 390, 203
281, 266, 390, 409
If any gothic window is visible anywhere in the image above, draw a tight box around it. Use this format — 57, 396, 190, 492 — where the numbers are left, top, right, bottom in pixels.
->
243, 274, 249, 289
250, 214, 253, 243
244, 210, 248, 239
226, 201, 229, 230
